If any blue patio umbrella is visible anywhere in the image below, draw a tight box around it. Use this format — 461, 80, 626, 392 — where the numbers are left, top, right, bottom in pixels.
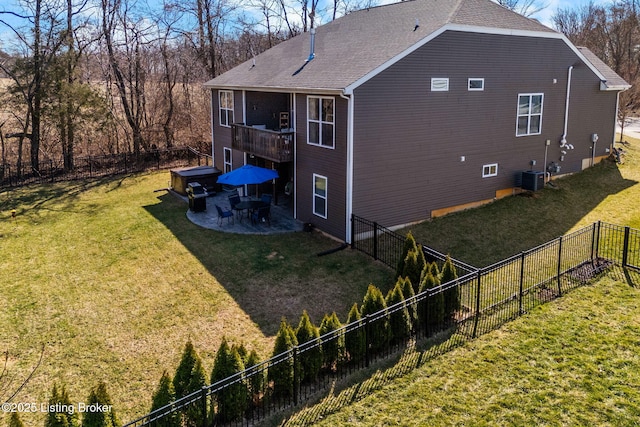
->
216, 164, 279, 186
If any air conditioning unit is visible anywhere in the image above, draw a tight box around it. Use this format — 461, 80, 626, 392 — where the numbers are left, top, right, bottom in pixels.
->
521, 171, 545, 191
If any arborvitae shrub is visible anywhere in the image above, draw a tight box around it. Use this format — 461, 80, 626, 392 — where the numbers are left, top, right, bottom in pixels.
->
319, 311, 343, 370
295, 310, 322, 383
360, 284, 390, 353
46, 383, 78, 427
441, 255, 460, 321
173, 340, 198, 399
402, 249, 422, 293
8, 412, 24, 427
231, 342, 249, 364
210, 338, 247, 423
396, 231, 418, 279
268, 318, 298, 398
345, 303, 366, 363
150, 371, 179, 427
172, 341, 207, 427
399, 276, 418, 330
419, 267, 444, 333
81, 381, 119, 427
244, 349, 264, 399
385, 281, 411, 344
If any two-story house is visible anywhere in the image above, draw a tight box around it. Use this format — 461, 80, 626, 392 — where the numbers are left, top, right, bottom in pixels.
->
204, 0, 629, 242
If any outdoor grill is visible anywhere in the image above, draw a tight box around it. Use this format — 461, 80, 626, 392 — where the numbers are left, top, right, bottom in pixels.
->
186, 182, 207, 212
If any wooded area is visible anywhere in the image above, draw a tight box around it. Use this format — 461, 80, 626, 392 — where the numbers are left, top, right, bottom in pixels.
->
0, 0, 637, 179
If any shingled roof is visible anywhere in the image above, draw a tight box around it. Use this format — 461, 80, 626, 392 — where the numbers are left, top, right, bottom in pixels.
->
204, 0, 626, 93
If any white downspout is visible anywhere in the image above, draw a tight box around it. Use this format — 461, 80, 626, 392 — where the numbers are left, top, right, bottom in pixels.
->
560, 66, 573, 147
341, 91, 354, 244
210, 89, 216, 164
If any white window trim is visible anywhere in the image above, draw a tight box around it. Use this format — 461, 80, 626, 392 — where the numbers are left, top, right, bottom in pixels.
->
482, 163, 498, 178
516, 93, 544, 137
313, 173, 328, 219
468, 78, 484, 91
307, 96, 335, 149
223, 147, 232, 173
219, 90, 234, 128
431, 78, 449, 92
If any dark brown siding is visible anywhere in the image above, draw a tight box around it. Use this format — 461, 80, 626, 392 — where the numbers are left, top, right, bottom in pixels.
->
212, 89, 248, 171
295, 93, 348, 239
352, 31, 618, 228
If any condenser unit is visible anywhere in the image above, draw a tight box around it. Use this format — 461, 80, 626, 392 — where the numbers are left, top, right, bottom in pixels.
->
521, 171, 545, 191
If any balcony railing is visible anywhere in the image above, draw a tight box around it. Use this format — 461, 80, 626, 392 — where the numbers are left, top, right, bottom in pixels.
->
232, 124, 294, 163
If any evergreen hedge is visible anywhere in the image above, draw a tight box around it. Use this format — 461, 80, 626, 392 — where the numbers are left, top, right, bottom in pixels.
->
295, 311, 323, 383
81, 382, 119, 427
361, 284, 390, 353
210, 338, 247, 423
345, 303, 366, 363
268, 318, 298, 398
150, 371, 179, 427
385, 280, 411, 345
319, 311, 343, 371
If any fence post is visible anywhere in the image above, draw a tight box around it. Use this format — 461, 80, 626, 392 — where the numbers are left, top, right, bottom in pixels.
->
50, 159, 54, 183
200, 386, 207, 427
472, 269, 482, 339
592, 221, 600, 263
556, 236, 563, 297
622, 226, 631, 268
373, 222, 379, 261
519, 252, 525, 315
350, 215, 355, 249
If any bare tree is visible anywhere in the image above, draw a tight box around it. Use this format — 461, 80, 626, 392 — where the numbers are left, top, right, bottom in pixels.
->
553, 0, 640, 141
494, 0, 547, 18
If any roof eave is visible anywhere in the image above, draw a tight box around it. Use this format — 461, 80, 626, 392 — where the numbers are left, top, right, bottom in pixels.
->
600, 81, 633, 91
202, 82, 345, 95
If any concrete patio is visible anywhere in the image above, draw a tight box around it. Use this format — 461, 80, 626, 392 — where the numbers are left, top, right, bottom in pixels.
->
178, 189, 304, 234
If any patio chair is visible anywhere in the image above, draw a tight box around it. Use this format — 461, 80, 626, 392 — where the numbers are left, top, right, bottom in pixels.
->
228, 194, 242, 218
251, 205, 271, 226
215, 205, 234, 225
261, 194, 273, 205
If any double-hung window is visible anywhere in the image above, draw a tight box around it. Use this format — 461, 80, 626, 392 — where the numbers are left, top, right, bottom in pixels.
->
307, 96, 335, 148
219, 90, 234, 127
313, 174, 328, 218
224, 147, 232, 173
516, 93, 543, 136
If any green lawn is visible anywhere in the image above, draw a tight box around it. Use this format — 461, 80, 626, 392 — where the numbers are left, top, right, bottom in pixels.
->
289, 268, 640, 426
1, 136, 638, 426
0, 174, 393, 423
403, 139, 640, 267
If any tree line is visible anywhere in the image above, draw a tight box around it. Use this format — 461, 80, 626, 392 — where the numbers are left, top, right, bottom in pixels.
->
0, 0, 636, 178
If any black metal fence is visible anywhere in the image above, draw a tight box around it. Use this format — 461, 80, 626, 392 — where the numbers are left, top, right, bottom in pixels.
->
350, 214, 478, 277
0, 146, 212, 189
123, 221, 639, 427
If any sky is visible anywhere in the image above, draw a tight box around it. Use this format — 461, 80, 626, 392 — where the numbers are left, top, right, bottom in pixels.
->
0, 0, 618, 52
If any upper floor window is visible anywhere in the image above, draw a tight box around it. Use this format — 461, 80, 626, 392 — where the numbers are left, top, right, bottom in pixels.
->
219, 90, 234, 128
516, 93, 543, 136
308, 96, 335, 148
431, 78, 449, 92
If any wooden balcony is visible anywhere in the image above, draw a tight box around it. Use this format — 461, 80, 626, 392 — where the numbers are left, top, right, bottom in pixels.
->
232, 124, 294, 163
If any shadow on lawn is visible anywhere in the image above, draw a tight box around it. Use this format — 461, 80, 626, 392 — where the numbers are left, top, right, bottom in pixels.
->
143, 191, 393, 337
407, 160, 639, 267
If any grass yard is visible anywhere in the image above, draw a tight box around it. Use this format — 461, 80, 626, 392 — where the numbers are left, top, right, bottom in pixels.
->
404, 137, 640, 267
0, 174, 393, 424
0, 136, 638, 426
289, 268, 640, 426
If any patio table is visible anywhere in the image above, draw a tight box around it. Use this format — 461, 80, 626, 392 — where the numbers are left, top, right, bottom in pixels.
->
234, 200, 269, 221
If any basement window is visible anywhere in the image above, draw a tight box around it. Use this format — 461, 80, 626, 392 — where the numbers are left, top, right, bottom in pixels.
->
482, 163, 498, 177
468, 78, 484, 91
